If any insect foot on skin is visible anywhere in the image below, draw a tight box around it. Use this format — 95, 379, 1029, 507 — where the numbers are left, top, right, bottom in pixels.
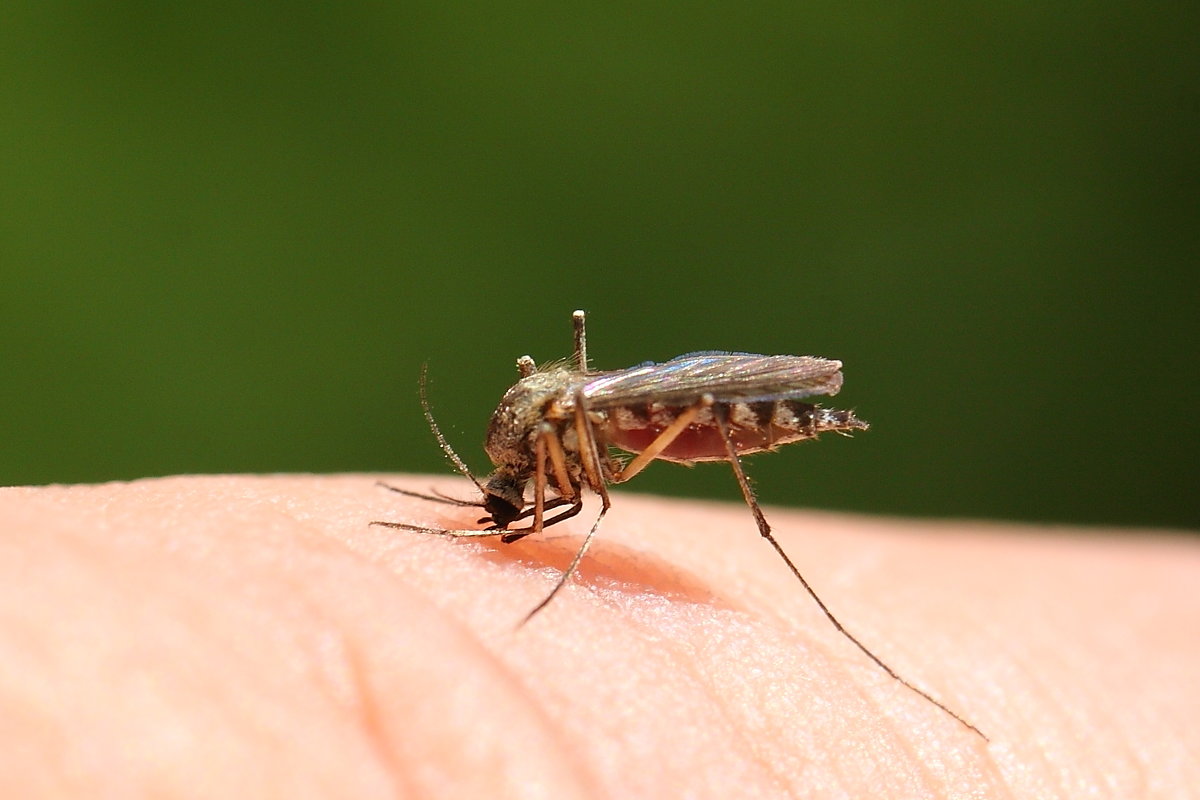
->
372, 310, 987, 741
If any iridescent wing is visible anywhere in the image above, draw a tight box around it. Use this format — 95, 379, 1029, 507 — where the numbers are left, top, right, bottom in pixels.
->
581, 352, 844, 409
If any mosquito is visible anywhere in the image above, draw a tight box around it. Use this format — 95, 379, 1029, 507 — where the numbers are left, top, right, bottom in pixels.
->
373, 310, 985, 740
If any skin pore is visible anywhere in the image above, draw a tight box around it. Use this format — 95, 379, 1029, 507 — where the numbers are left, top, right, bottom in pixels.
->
0, 474, 1195, 798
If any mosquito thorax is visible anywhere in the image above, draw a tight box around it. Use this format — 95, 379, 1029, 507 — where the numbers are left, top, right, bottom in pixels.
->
484, 367, 583, 472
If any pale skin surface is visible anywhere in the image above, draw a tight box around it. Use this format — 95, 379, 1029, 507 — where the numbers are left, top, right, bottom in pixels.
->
0, 475, 1196, 799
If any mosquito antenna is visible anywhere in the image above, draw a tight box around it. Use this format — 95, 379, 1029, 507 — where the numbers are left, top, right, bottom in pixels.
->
572, 309, 588, 372
419, 364, 486, 496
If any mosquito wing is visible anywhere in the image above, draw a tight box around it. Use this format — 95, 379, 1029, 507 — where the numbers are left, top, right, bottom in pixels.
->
582, 352, 844, 409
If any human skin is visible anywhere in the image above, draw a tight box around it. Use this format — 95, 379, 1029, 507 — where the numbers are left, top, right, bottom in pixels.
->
0, 475, 1195, 799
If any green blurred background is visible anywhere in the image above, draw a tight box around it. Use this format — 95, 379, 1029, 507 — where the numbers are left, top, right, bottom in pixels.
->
3, 2, 1196, 530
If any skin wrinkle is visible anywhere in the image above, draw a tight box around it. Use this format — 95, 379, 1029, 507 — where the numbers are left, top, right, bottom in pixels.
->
681, 521, 966, 743
294, 495, 602, 800
895, 632, 1012, 798
861, 690, 940, 795
491, 528, 785, 792
885, 705, 998, 800
338, 637, 414, 800
490, 644, 596, 778
661, 520, 1008, 796
998, 583, 1142, 799
1031, 626, 1128, 798
979, 598, 1100, 799
5, 479, 588, 799
830, 598, 995, 784
164, 546, 396, 796
439, 632, 591, 799
253, 559, 412, 800
724, 623, 868, 796
621, 603, 790, 793
500, 590, 673, 792
821, 673, 944, 797
618, 588, 952, 798
346, 521, 606, 799
1075, 619, 1163, 798
818, 555, 983, 731
462, 624, 604, 800
26, 518, 304, 792
1050, 649, 1127, 797
615, 508, 1002, 796
552, 613, 749, 797
370, 494, 614, 799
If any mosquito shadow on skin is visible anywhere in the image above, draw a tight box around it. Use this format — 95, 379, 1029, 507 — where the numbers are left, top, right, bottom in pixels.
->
453, 529, 731, 610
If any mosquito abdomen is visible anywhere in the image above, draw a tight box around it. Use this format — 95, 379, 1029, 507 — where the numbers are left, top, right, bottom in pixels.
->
604, 400, 868, 462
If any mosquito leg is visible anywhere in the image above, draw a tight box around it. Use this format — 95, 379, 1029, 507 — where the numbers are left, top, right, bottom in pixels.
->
497, 424, 563, 543
512, 496, 572, 522
540, 421, 577, 502
376, 421, 577, 546
612, 394, 715, 484
573, 395, 604, 493
502, 501, 585, 543
711, 406, 987, 741
369, 521, 511, 537
573, 390, 611, 502
537, 500, 585, 529
532, 429, 548, 532
371, 499, 583, 542
520, 501, 609, 624
375, 482, 483, 508
521, 393, 614, 624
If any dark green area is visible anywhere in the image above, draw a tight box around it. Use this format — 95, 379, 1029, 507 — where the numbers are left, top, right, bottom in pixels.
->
3, 2, 1197, 529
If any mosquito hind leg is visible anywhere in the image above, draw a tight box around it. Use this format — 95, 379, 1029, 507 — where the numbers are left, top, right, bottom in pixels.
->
710, 405, 987, 741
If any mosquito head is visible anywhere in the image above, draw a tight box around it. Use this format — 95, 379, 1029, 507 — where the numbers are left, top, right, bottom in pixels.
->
481, 469, 527, 528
